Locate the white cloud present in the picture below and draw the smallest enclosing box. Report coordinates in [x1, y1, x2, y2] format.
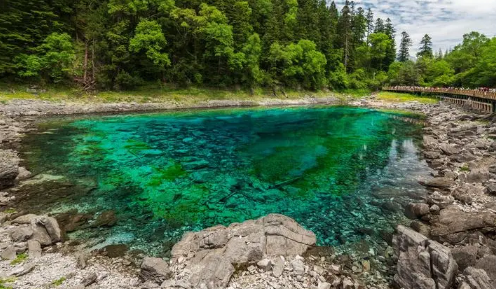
[337, 0, 496, 55]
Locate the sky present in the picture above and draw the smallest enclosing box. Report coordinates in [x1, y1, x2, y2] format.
[336, 0, 496, 55]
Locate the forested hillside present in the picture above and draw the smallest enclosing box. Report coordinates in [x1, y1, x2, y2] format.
[0, 0, 494, 92]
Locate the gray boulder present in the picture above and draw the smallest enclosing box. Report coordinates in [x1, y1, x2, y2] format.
[462, 267, 494, 289]
[423, 135, 438, 149]
[171, 214, 316, 289]
[424, 151, 441, 160]
[10, 263, 36, 277]
[431, 206, 496, 244]
[464, 170, 491, 183]
[422, 178, 454, 190]
[452, 246, 478, 271]
[393, 225, 458, 289]
[474, 255, 496, 283]
[140, 257, 172, 284]
[12, 214, 38, 224]
[406, 203, 430, 219]
[30, 222, 52, 246]
[16, 167, 32, 181]
[35, 216, 62, 243]
[27, 240, 42, 258]
[0, 150, 19, 190]
[440, 143, 461, 155]
[10, 214, 63, 246]
[81, 272, 98, 287]
[10, 227, 34, 242]
[1, 245, 17, 260]
[427, 191, 454, 209]
[485, 183, 496, 195]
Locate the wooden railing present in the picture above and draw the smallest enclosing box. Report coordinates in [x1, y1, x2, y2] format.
[383, 86, 496, 101]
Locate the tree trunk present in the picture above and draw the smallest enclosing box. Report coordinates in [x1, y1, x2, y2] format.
[91, 39, 95, 80]
[344, 35, 349, 72]
[83, 41, 88, 83]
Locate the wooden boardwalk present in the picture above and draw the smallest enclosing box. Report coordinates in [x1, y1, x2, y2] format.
[383, 86, 496, 101]
[382, 86, 496, 113]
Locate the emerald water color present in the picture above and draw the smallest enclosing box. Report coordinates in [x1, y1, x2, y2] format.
[21, 106, 430, 256]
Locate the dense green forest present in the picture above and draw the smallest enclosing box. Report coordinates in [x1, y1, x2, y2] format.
[0, 0, 495, 92]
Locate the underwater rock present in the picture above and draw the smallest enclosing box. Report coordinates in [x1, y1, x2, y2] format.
[90, 210, 117, 228]
[393, 225, 458, 289]
[182, 159, 210, 170]
[98, 244, 128, 258]
[56, 210, 93, 232]
[171, 214, 316, 289]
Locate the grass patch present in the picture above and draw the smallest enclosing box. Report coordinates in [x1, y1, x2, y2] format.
[51, 277, 66, 286]
[375, 108, 424, 117]
[0, 82, 368, 104]
[3, 208, 17, 214]
[10, 253, 27, 265]
[0, 277, 16, 289]
[460, 165, 470, 172]
[340, 89, 372, 98]
[377, 91, 439, 104]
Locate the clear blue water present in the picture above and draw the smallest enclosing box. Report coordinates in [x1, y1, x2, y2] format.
[21, 106, 430, 255]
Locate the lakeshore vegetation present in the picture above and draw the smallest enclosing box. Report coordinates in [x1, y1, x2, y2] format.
[0, 0, 495, 95]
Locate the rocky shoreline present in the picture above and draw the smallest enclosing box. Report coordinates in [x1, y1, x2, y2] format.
[1, 96, 495, 289]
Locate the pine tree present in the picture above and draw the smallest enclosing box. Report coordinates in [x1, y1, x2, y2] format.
[231, 1, 254, 47]
[374, 18, 384, 33]
[417, 34, 433, 58]
[436, 48, 443, 59]
[316, 0, 332, 52]
[365, 8, 374, 45]
[398, 31, 412, 62]
[0, 0, 73, 76]
[295, 0, 320, 44]
[328, 1, 339, 46]
[352, 7, 367, 46]
[262, 0, 284, 46]
[383, 18, 396, 69]
[338, 0, 353, 72]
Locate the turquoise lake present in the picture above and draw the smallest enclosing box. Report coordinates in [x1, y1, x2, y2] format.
[21, 106, 431, 256]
